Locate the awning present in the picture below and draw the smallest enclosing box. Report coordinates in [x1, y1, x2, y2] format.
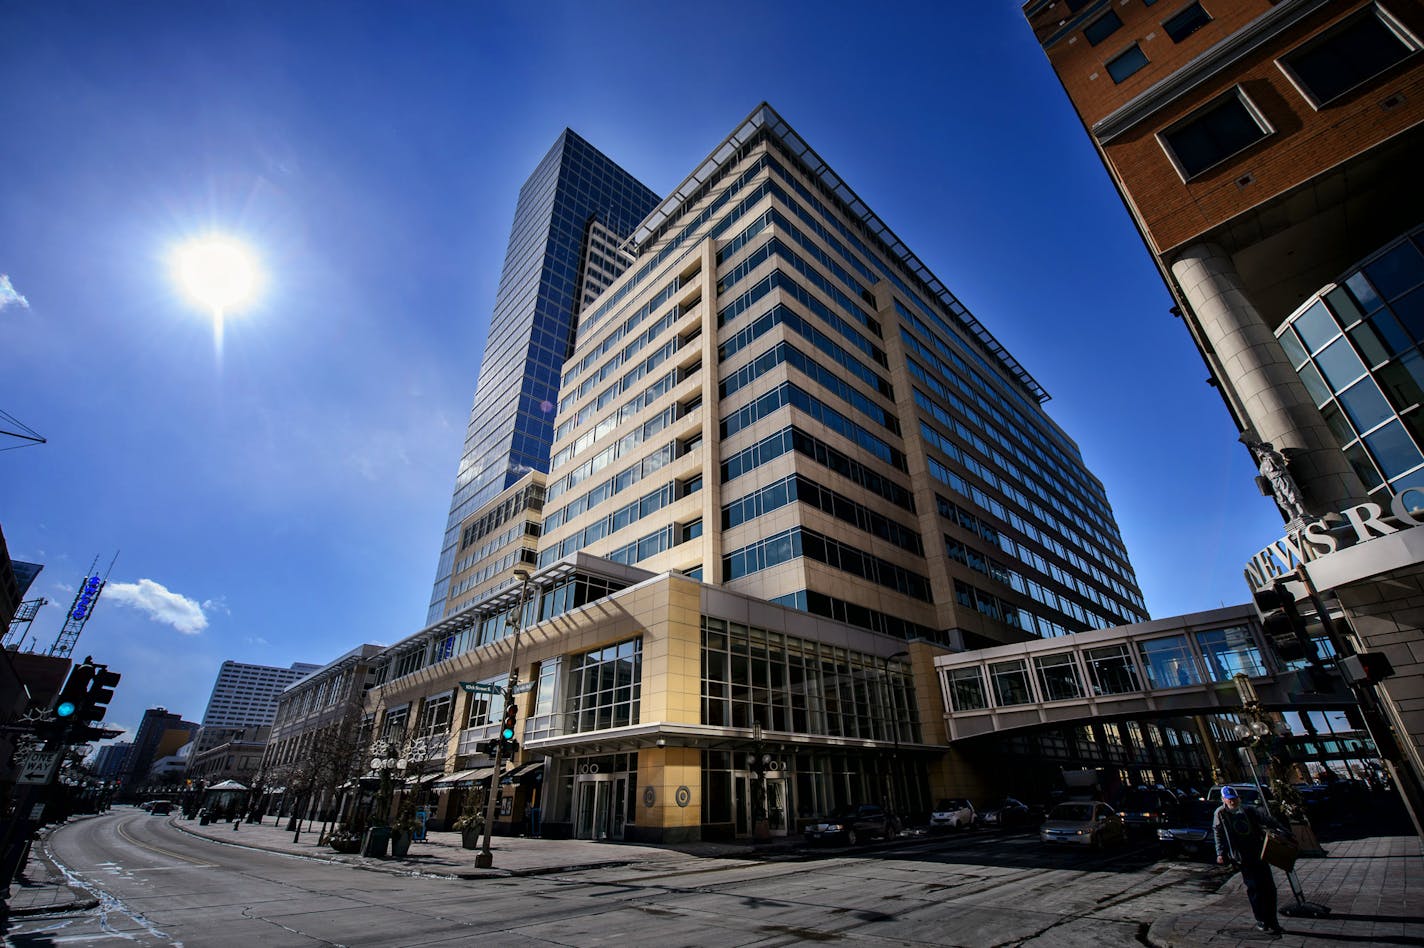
[404, 772, 442, 786]
[207, 780, 249, 791]
[506, 761, 544, 781]
[433, 767, 495, 788]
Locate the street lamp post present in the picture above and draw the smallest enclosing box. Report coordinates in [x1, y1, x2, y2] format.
[882, 650, 910, 826]
[475, 568, 532, 870]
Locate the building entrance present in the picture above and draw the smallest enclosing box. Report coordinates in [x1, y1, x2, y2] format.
[734, 774, 790, 838]
[574, 773, 628, 840]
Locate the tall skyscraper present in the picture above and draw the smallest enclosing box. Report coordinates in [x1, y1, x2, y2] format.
[193, 659, 321, 754]
[362, 104, 1150, 843]
[427, 131, 659, 622]
[1022, 0, 1424, 825]
[538, 103, 1148, 648]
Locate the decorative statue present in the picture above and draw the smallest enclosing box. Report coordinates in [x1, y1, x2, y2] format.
[1246, 440, 1308, 524]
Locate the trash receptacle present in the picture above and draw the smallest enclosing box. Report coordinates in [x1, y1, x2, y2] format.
[361, 826, 391, 858]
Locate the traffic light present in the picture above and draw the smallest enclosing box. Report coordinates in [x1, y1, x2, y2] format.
[500, 701, 519, 743]
[1340, 651, 1395, 684]
[83, 666, 121, 723]
[52, 662, 96, 722]
[1253, 584, 1311, 662]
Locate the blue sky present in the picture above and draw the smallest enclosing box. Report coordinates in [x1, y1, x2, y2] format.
[0, 1, 1285, 740]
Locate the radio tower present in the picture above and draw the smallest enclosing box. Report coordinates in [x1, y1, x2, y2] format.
[47, 553, 118, 658]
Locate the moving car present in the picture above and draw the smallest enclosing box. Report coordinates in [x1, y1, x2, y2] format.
[929, 798, 976, 832]
[1039, 802, 1124, 849]
[804, 804, 895, 846]
[1157, 798, 1217, 859]
[149, 801, 174, 815]
[979, 797, 1033, 830]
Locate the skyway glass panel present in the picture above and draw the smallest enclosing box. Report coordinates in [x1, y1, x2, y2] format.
[1195, 626, 1265, 680]
[1084, 643, 1143, 695]
[990, 660, 1034, 707]
[1137, 635, 1201, 689]
[1033, 653, 1084, 701]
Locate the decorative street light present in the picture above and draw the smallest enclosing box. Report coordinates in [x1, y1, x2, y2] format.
[475, 567, 533, 869]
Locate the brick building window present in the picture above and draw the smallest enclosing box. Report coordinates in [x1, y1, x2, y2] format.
[1162, 2, 1212, 43]
[1158, 87, 1272, 180]
[1107, 44, 1149, 83]
[1084, 10, 1123, 46]
[1278, 4, 1420, 108]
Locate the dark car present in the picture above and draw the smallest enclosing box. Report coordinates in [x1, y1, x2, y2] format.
[804, 804, 895, 846]
[979, 797, 1033, 830]
[149, 801, 174, 815]
[1157, 799, 1216, 859]
[1116, 788, 1178, 833]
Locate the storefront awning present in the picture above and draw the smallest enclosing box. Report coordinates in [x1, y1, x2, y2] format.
[506, 761, 544, 781]
[432, 767, 495, 788]
[404, 772, 443, 786]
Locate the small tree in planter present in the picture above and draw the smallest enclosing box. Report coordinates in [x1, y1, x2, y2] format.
[453, 789, 485, 849]
[390, 799, 418, 858]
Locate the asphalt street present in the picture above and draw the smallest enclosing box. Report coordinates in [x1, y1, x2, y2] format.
[3, 811, 1225, 947]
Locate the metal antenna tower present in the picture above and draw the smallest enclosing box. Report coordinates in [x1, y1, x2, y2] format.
[47, 552, 118, 658]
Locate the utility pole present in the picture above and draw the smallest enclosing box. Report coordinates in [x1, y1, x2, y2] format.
[475, 569, 531, 870]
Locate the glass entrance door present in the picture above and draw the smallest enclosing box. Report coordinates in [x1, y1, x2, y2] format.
[734, 774, 790, 838]
[575, 775, 626, 840]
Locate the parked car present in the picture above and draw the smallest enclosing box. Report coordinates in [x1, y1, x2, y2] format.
[979, 797, 1033, 830]
[1039, 802, 1124, 849]
[929, 798, 976, 832]
[1205, 784, 1266, 807]
[1115, 787, 1178, 832]
[1157, 799, 1216, 859]
[139, 801, 155, 812]
[804, 804, 895, 846]
[149, 801, 174, 815]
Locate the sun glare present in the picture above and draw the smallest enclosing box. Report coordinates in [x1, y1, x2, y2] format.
[170, 235, 263, 315]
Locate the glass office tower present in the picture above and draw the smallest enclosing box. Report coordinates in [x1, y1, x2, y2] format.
[428, 131, 658, 622]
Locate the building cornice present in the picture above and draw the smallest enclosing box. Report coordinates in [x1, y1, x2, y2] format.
[1093, 0, 1333, 143]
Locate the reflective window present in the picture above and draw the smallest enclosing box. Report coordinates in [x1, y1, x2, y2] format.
[948, 666, 988, 712]
[990, 660, 1034, 707]
[1196, 626, 1266, 680]
[1163, 2, 1212, 43]
[1034, 653, 1084, 701]
[1366, 240, 1424, 300]
[1281, 5, 1419, 107]
[1337, 377, 1393, 432]
[1316, 337, 1366, 390]
[1085, 643, 1142, 695]
[1365, 419, 1423, 479]
[1107, 44, 1149, 83]
[1085, 10, 1123, 46]
[1294, 300, 1340, 352]
[1160, 89, 1270, 179]
[1137, 635, 1201, 688]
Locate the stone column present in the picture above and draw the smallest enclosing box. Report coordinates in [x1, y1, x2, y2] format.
[1171, 242, 1364, 516]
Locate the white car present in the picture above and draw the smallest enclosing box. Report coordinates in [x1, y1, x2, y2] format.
[929, 798, 976, 831]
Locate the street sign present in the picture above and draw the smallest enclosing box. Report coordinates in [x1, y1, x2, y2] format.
[459, 681, 503, 695]
[513, 682, 534, 695]
[15, 750, 61, 785]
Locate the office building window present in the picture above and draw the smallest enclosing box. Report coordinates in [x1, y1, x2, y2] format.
[1085, 10, 1123, 46]
[1159, 88, 1272, 180]
[1107, 44, 1149, 83]
[1162, 2, 1212, 43]
[1279, 4, 1419, 107]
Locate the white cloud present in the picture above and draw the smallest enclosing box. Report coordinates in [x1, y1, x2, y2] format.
[104, 579, 209, 635]
[0, 274, 29, 311]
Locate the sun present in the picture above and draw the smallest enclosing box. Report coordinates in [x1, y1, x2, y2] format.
[169, 235, 264, 315]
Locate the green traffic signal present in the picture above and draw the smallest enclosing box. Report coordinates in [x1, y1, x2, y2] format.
[56, 700, 78, 718]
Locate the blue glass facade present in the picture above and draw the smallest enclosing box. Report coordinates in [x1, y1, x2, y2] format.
[1277, 226, 1424, 500]
[428, 130, 658, 621]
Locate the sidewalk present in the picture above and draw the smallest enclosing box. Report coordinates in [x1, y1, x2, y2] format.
[0, 827, 99, 917]
[174, 813, 787, 878]
[1148, 834, 1424, 946]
